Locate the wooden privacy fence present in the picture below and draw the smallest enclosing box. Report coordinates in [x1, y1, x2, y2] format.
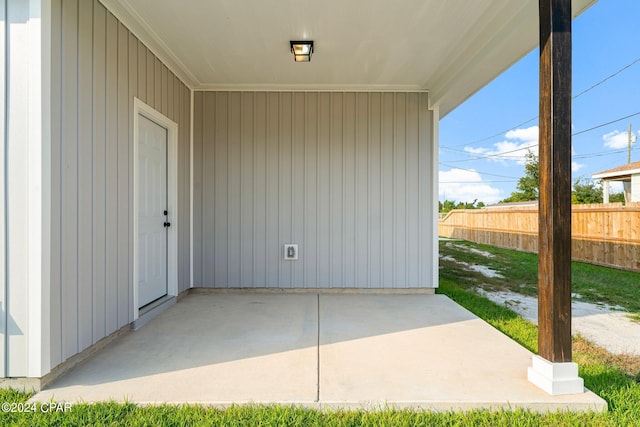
[438, 202, 640, 272]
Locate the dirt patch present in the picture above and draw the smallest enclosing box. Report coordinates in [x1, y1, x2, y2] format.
[464, 247, 495, 258]
[574, 337, 640, 379]
[442, 243, 640, 364]
[439, 253, 503, 279]
[467, 265, 503, 279]
[476, 288, 640, 356]
[444, 242, 495, 259]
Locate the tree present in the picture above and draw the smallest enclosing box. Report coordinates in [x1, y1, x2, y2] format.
[571, 178, 602, 204]
[439, 200, 457, 213]
[609, 192, 626, 204]
[501, 151, 539, 203]
[438, 199, 486, 213]
[570, 178, 627, 205]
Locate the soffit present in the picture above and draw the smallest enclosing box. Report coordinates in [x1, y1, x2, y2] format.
[101, 0, 597, 116]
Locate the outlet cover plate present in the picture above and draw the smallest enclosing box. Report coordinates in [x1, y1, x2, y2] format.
[284, 244, 298, 260]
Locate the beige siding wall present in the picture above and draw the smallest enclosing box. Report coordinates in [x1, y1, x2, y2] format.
[50, 0, 191, 369]
[193, 91, 436, 288]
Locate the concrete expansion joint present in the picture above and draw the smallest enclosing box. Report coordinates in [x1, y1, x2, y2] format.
[24, 294, 606, 412]
[188, 287, 436, 295]
[316, 293, 321, 403]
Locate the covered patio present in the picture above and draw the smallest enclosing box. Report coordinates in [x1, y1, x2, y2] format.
[1, 0, 602, 408]
[31, 292, 606, 412]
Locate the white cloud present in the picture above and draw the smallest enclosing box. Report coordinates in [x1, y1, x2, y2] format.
[464, 126, 538, 165]
[505, 126, 538, 142]
[572, 161, 584, 172]
[602, 130, 629, 149]
[439, 169, 502, 204]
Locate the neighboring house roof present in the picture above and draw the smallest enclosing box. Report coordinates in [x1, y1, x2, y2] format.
[101, 0, 597, 117]
[592, 161, 640, 180]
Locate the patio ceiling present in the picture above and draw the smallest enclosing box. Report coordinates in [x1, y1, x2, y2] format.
[100, 0, 596, 116]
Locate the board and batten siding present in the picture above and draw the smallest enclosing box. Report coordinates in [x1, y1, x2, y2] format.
[193, 91, 436, 288]
[633, 174, 640, 202]
[49, 0, 191, 371]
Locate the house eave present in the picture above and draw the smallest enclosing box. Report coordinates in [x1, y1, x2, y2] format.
[99, 0, 598, 118]
[593, 170, 640, 180]
[194, 84, 429, 93]
[99, 0, 198, 88]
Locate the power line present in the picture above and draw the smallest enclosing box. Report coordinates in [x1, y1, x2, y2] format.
[440, 146, 474, 153]
[446, 116, 538, 148]
[438, 162, 520, 179]
[441, 112, 640, 163]
[442, 143, 538, 163]
[573, 56, 640, 100]
[573, 148, 625, 159]
[443, 55, 640, 148]
[573, 145, 639, 160]
[572, 112, 640, 136]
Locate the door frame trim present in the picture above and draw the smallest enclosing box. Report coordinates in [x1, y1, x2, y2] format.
[132, 98, 178, 320]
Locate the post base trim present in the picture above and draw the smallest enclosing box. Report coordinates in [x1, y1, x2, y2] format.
[528, 355, 584, 395]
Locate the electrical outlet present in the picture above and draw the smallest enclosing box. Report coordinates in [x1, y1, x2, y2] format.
[284, 244, 298, 260]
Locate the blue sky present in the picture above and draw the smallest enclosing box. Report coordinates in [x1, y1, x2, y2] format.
[439, 0, 640, 204]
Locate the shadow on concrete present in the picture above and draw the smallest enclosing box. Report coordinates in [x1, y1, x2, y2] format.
[31, 292, 606, 411]
[43, 293, 468, 386]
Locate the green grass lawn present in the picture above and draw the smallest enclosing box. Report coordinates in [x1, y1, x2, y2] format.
[1, 241, 639, 426]
[439, 239, 640, 314]
[437, 278, 640, 427]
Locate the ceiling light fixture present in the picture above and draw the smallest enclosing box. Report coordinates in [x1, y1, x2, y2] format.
[290, 41, 314, 62]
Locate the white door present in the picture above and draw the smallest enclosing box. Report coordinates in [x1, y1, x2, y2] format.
[137, 114, 169, 307]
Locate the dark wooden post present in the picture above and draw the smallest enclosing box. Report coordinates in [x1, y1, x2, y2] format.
[538, 0, 572, 363]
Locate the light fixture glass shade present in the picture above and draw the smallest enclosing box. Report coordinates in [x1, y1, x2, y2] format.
[290, 41, 313, 62]
[293, 54, 311, 62]
[292, 44, 311, 55]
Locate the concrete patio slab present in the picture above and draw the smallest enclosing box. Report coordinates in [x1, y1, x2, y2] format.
[318, 294, 604, 411]
[32, 292, 606, 412]
[33, 293, 319, 404]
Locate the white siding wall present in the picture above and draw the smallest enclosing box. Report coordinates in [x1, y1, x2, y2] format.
[1, 0, 49, 378]
[193, 91, 437, 289]
[0, 0, 6, 378]
[632, 174, 640, 202]
[48, 0, 191, 372]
